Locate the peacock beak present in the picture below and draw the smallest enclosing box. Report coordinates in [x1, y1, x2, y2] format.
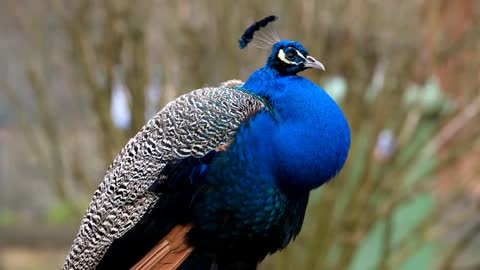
[304, 55, 325, 71]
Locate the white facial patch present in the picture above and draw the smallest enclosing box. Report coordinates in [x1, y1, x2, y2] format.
[278, 49, 306, 65]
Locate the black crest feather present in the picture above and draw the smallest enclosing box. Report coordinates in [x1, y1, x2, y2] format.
[239, 15, 278, 49]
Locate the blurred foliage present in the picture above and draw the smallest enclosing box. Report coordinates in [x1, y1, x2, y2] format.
[1, 0, 480, 269]
[0, 209, 16, 226]
[46, 201, 80, 225]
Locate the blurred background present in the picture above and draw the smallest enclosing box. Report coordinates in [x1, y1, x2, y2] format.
[0, 0, 479, 269]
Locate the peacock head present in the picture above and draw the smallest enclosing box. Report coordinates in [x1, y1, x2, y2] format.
[267, 40, 325, 75]
[239, 15, 325, 75]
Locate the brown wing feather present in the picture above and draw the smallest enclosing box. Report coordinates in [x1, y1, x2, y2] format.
[131, 224, 194, 270]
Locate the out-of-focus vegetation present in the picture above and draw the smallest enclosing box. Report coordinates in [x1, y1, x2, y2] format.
[1, 0, 479, 269]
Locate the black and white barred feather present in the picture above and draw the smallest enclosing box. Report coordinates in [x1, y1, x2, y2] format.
[63, 83, 266, 270]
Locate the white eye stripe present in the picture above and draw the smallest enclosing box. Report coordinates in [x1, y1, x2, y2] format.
[278, 49, 307, 65]
[295, 49, 307, 61]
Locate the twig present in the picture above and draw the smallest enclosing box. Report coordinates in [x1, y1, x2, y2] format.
[378, 201, 394, 270]
[439, 221, 480, 270]
[27, 66, 68, 200]
[0, 80, 46, 166]
[431, 94, 480, 150]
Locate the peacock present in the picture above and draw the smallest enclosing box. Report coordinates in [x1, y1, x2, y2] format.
[63, 15, 351, 270]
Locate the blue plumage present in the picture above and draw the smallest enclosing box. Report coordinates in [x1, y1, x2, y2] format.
[184, 38, 350, 268]
[86, 16, 350, 270]
[243, 41, 350, 193]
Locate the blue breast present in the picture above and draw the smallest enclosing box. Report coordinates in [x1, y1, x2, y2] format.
[188, 66, 351, 260]
[243, 67, 351, 193]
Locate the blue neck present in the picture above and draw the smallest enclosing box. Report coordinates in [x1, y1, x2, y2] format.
[242, 66, 351, 194]
[243, 66, 282, 98]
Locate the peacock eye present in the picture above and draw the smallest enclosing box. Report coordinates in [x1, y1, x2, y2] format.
[285, 50, 296, 61]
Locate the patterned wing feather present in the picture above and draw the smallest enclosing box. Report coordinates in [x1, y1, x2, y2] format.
[63, 84, 265, 270]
